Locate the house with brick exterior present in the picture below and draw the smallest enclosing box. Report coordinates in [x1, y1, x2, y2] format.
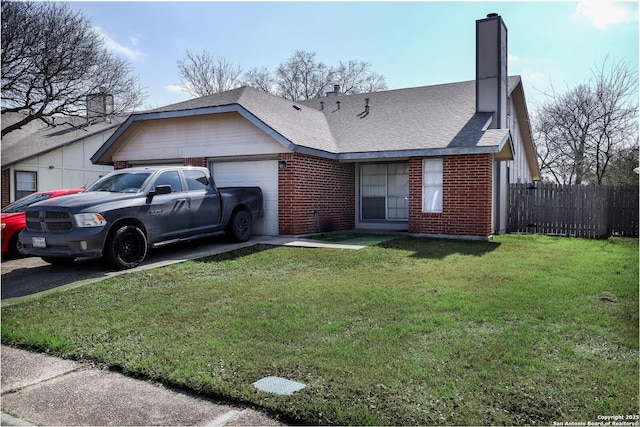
[91, 14, 540, 239]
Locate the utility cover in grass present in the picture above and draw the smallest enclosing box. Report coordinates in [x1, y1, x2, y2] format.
[253, 376, 306, 395]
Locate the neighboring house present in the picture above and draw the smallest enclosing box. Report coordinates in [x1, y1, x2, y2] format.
[91, 14, 540, 239]
[1, 108, 124, 208]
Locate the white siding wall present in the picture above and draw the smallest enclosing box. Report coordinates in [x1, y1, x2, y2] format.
[507, 97, 533, 183]
[212, 160, 279, 236]
[9, 132, 113, 201]
[112, 112, 290, 162]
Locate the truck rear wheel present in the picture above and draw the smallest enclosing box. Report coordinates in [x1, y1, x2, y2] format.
[227, 210, 252, 242]
[105, 225, 147, 269]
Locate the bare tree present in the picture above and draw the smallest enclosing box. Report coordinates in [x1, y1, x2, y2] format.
[333, 60, 387, 94]
[1, 2, 146, 137]
[534, 59, 638, 184]
[275, 50, 334, 101]
[243, 66, 277, 94]
[244, 51, 387, 101]
[178, 50, 243, 97]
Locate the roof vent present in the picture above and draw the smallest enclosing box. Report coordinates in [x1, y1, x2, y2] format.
[292, 104, 301, 111]
[320, 101, 325, 111]
[336, 100, 341, 110]
[364, 98, 370, 114]
[486, 12, 499, 17]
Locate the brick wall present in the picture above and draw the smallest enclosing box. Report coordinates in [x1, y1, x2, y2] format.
[1, 169, 10, 208]
[408, 154, 493, 237]
[278, 153, 355, 235]
[184, 157, 206, 167]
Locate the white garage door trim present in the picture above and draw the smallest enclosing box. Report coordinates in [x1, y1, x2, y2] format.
[210, 159, 278, 236]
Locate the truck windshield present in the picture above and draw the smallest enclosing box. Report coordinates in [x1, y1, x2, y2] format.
[86, 172, 152, 193]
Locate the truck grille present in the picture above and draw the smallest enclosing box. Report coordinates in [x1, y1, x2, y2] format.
[25, 211, 73, 232]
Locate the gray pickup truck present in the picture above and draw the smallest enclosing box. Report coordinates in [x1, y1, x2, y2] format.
[19, 166, 263, 269]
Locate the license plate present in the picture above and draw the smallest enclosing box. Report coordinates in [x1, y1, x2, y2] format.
[32, 237, 46, 248]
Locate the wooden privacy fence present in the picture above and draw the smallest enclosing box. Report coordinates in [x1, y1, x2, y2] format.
[508, 183, 639, 238]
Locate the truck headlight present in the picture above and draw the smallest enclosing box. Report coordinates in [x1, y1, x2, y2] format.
[74, 213, 107, 228]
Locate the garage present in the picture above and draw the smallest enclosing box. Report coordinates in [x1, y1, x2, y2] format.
[210, 159, 278, 236]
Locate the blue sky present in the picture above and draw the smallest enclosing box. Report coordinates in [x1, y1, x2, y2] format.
[70, 1, 639, 113]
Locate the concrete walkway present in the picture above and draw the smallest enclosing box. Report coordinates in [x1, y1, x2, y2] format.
[1, 346, 284, 426]
[1, 235, 370, 426]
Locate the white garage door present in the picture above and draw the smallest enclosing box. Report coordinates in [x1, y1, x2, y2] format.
[211, 160, 278, 236]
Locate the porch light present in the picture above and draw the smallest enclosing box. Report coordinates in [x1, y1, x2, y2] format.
[278, 161, 287, 170]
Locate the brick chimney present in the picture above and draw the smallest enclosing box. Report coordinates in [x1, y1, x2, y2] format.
[476, 13, 508, 129]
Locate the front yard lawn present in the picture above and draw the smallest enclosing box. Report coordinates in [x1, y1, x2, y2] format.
[2, 235, 638, 425]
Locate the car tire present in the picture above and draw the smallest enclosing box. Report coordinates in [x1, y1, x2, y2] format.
[227, 210, 252, 242]
[104, 224, 147, 270]
[41, 256, 75, 265]
[7, 233, 24, 258]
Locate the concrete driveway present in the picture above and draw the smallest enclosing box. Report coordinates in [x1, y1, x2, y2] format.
[1, 234, 367, 301]
[1, 234, 261, 301]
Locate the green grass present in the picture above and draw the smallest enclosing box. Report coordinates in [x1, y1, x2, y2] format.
[2, 235, 638, 425]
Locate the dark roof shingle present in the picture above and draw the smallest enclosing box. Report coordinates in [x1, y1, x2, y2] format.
[2, 116, 126, 167]
[95, 76, 525, 163]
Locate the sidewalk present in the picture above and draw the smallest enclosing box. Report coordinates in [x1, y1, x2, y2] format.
[1, 345, 284, 426]
[0, 235, 372, 425]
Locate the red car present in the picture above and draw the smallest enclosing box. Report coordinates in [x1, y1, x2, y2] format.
[1, 189, 84, 258]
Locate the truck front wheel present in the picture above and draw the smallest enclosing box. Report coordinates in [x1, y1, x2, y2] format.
[227, 210, 252, 242]
[105, 225, 148, 269]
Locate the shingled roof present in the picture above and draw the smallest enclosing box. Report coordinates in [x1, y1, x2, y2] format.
[93, 76, 528, 164]
[2, 114, 126, 168]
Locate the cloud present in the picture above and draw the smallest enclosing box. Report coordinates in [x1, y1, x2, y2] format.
[574, 0, 637, 29]
[164, 84, 189, 94]
[94, 26, 145, 60]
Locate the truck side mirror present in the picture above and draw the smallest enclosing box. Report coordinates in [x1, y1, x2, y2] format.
[146, 184, 172, 202]
[154, 185, 172, 195]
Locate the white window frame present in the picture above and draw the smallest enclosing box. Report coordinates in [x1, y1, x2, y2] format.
[422, 158, 443, 213]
